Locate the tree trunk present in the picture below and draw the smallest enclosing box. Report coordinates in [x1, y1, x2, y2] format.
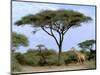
[57, 33, 64, 66]
[57, 44, 62, 66]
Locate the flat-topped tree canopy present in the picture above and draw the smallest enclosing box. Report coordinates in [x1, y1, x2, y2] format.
[15, 10, 92, 30]
[78, 39, 96, 50]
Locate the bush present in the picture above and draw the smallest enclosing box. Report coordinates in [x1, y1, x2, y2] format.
[24, 57, 35, 66]
[12, 53, 21, 72]
[38, 58, 47, 66]
[64, 51, 77, 65]
[88, 52, 96, 60]
[36, 49, 57, 66]
[15, 53, 26, 65]
[46, 60, 58, 66]
[45, 55, 58, 66]
[23, 52, 40, 66]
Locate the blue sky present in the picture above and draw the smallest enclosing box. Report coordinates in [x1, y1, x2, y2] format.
[12, 1, 96, 53]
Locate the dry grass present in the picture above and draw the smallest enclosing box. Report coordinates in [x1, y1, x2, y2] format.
[12, 60, 96, 75]
[17, 61, 95, 72]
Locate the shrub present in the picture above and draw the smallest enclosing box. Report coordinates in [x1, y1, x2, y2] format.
[46, 60, 58, 66]
[38, 58, 47, 66]
[15, 53, 26, 65]
[37, 49, 57, 66]
[24, 57, 35, 66]
[12, 53, 21, 72]
[23, 52, 40, 66]
[88, 51, 96, 60]
[64, 51, 77, 65]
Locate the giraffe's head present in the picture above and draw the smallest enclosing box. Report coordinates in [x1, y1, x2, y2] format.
[70, 47, 77, 53]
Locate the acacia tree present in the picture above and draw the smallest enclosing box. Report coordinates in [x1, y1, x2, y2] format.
[36, 44, 47, 66]
[78, 39, 96, 53]
[12, 32, 29, 51]
[15, 10, 92, 65]
[36, 44, 45, 56]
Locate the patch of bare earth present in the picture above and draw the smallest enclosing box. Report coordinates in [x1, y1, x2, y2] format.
[20, 64, 88, 73]
[12, 61, 95, 74]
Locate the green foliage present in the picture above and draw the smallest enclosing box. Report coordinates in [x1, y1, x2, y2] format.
[78, 40, 96, 61]
[12, 32, 29, 48]
[37, 49, 56, 57]
[19, 49, 57, 66]
[46, 54, 58, 66]
[88, 50, 96, 60]
[15, 10, 92, 28]
[12, 48, 96, 71]
[64, 51, 77, 65]
[27, 49, 39, 55]
[24, 50, 40, 66]
[12, 53, 21, 72]
[37, 49, 57, 66]
[79, 49, 96, 61]
[11, 48, 57, 67]
[38, 58, 47, 66]
[24, 55, 38, 66]
[15, 9, 92, 66]
[78, 39, 96, 50]
[15, 52, 27, 65]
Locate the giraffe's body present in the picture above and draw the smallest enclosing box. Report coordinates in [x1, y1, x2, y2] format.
[70, 47, 85, 64]
[75, 51, 85, 64]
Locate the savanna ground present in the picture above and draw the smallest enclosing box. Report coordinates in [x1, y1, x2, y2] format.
[19, 60, 96, 73]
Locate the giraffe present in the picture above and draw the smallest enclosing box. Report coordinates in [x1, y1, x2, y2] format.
[70, 47, 86, 64]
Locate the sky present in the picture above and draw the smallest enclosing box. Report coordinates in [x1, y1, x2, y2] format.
[12, 1, 96, 53]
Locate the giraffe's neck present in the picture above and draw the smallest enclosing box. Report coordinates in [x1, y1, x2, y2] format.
[74, 50, 80, 56]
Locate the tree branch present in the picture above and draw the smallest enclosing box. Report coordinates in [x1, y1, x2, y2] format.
[41, 25, 59, 46]
[41, 26, 52, 36]
[50, 25, 59, 46]
[63, 26, 70, 34]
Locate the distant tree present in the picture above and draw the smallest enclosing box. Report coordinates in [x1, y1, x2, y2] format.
[78, 39, 96, 52]
[78, 39, 96, 60]
[36, 44, 45, 55]
[15, 9, 92, 65]
[36, 44, 46, 66]
[12, 32, 29, 51]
